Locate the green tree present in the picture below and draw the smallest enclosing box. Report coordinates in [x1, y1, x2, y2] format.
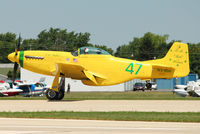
[138, 32, 169, 60]
[0, 32, 16, 42]
[21, 39, 39, 50]
[0, 32, 16, 63]
[188, 43, 200, 75]
[115, 45, 132, 58]
[115, 32, 169, 60]
[37, 27, 91, 51]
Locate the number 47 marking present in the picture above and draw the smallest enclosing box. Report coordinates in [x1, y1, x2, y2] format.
[125, 63, 143, 75]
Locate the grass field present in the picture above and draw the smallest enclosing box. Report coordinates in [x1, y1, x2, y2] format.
[0, 91, 200, 100]
[0, 68, 12, 76]
[0, 111, 199, 122]
[62, 91, 200, 100]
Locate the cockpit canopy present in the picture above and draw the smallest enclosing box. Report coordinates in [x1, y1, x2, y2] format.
[72, 47, 110, 56]
[80, 47, 110, 55]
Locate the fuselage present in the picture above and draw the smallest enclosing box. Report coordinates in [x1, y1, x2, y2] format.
[8, 50, 153, 86]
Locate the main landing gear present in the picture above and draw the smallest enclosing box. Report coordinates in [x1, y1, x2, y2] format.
[46, 76, 65, 100]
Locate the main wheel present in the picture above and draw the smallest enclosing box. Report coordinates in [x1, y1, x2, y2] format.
[46, 89, 58, 100]
[56, 90, 65, 100]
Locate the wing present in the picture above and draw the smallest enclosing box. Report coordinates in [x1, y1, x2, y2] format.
[53, 63, 107, 85]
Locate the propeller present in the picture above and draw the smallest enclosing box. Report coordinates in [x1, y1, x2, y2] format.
[12, 35, 21, 83]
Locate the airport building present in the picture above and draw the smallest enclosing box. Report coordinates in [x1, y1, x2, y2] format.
[156, 74, 198, 90]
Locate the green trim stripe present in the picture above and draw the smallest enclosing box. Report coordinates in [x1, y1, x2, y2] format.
[19, 51, 24, 67]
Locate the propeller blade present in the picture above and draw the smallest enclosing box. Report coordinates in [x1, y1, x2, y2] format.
[12, 62, 19, 83]
[15, 34, 21, 55]
[12, 34, 21, 83]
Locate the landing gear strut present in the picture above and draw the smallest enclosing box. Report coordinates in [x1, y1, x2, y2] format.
[46, 76, 65, 100]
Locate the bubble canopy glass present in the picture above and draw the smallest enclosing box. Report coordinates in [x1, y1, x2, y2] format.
[71, 47, 111, 56]
[80, 47, 110, 55]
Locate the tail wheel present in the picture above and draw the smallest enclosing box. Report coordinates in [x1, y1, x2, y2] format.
[46, 89, 58, 100]
[146, 83, 152, 90]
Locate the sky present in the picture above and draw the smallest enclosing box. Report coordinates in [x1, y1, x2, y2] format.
[0, 0, 200, 50]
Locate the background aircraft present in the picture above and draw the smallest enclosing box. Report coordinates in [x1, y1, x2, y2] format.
[174, 81, 200, 97]
[11, 77, 48, 97]
[0, 81, 22, 97]
[0, 77, 48, 97]
[8, 36, 190, 100]
[16, 83, 46, 97]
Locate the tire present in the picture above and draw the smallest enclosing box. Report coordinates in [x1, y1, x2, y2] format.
[146, 83, 152, 90]
[56, 90, 65, 100]
[46, 89, 58, 100]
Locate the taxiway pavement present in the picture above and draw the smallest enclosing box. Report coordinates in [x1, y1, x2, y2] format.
[0, 118, 199, 134]
[0, 100, 200, 112]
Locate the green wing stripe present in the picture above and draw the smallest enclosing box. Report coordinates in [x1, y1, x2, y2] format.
[19, 51, 24, 67]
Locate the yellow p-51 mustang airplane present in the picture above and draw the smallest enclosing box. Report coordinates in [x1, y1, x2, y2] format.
[8, 37, 189, 100]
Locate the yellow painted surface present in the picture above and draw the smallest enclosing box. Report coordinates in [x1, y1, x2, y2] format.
[8, 42, 190, 91]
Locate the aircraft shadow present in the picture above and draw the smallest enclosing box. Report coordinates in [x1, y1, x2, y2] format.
[47, 100, 83, 102]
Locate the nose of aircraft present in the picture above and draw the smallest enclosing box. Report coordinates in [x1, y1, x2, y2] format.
[8, 52, 18, 63]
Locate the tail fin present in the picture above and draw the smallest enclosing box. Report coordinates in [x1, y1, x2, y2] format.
[163, 42, 189, 77]
[145, 42, 190, 78]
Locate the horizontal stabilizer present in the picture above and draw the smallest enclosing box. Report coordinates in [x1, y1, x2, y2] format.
[151, 65, 175, 79]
